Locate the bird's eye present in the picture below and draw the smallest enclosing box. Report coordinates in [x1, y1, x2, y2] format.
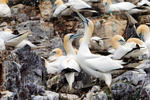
[105, 2, 108, 5]
[70, 35, 74, 39]
[85, 19, 89, 24]
[119, 39, 124, 42]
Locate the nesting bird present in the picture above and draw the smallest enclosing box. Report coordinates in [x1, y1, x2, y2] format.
[52, 0, 93, 17]
[111, 35, 149, 60]
[103, 0, 136, 14]
[48, 48, 63, 62]
[76, 11, 125, 88]
[45, 33, 81, 90]
[0, 0, 11, 17]
[136, 24, 150, 55]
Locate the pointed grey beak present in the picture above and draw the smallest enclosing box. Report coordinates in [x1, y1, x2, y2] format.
[52, 4, 57, 13]
[71, 33, 83, 40]
[101, 37, 109, 40]
[71, 8, 86, 22]
[49, 51, 56, 56]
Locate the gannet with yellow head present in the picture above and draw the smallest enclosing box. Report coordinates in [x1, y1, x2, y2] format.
[0, 0, 11, 17]
[59, 33, 81, 90]
[76, 11, 124, 88]
[48, 48, 63, 62]
[136, 24, 150, 56]
[103, 0, 137, 14]
[52, 0, 92, 17]
[45, 33, 81, 90]
[0, 29, 30, 47]
[111, 35, 149, 60]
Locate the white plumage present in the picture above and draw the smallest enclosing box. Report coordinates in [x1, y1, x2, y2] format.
[137, 0, 150, 7]
[76, 12, 124, 87]
[136, 24, 150, 56]
[0, 39, 5, 51]
[0, 3, 11, 17]
[16, 39, 39, 49]
[53, 0, 92, 17]
[111, 35, 149, 60]
[103, 0, 136, 13]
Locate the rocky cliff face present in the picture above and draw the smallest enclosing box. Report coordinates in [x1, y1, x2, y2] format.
[0, 0, 150, 100]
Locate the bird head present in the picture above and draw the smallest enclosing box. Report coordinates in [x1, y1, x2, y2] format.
[103, 0, 111, 12]
[136, 24, 150, 42]
[103, 0, 111, 5]
[54, 0, 64, 6]
[127, 38, 143, 45]
[49, 48, 63, 57]
[112, 35, 126, 49]
[0, 0, 8, 4]
[64, 33, 83, 54]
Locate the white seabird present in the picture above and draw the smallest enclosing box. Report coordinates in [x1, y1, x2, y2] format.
[111, 35, 149, 60]
[103, 0, 137, 14]
[48, 48, 63, 62]
[59, 33, 81, 90]
[52, 0, 93, 17]
[136, 24, 150, 56]
[76, 11, 124, 88]
[0, 0, 11, 17]
[45, 33, 81, 90]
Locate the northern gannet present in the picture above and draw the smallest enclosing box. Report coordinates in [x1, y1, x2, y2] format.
[59, 33, 81, 90]
[137, 0, 150, 7]
[45, 33, 81, 89]
[48, 48, 63, 62]
[111, 35, 149, 60]
[0, 29, 30, 47]
[103, 0, 136, 14]
[76, 11, 124, 88]
[4, 31, 30, 47]
[136, 24, 150, 55]
[0, 0, 11, 17]
[0, 38, 5, 51]
[52, 0, 92, 17]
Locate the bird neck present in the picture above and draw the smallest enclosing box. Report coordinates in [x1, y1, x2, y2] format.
[143, 32, 150, 42]
[79, 26, 93, 54]
[112, 41, 121, 49]
[64, 40, 76, 55]
[0, 0, 8, 4]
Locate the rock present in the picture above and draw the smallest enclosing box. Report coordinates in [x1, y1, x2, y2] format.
[60, 93, 79, 100]
[11, 4, 39, 22]
[138, 15, 150, 24]
[3, 45, 47, 99]
[112, 70, 147, 100]
[32, 91, 59, 100]
[39, 1, 52, 19]
[93, 18, 127, 49]
[83, 86, 108, 100]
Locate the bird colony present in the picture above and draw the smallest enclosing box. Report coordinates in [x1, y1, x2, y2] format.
[0, 0, 150, 99]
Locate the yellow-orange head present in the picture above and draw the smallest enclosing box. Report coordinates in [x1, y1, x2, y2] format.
[0, 0, 8, 4]
[127, 38, 143, 45]
[111, 35, 126, 49]
[54, 0, 64, 6]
